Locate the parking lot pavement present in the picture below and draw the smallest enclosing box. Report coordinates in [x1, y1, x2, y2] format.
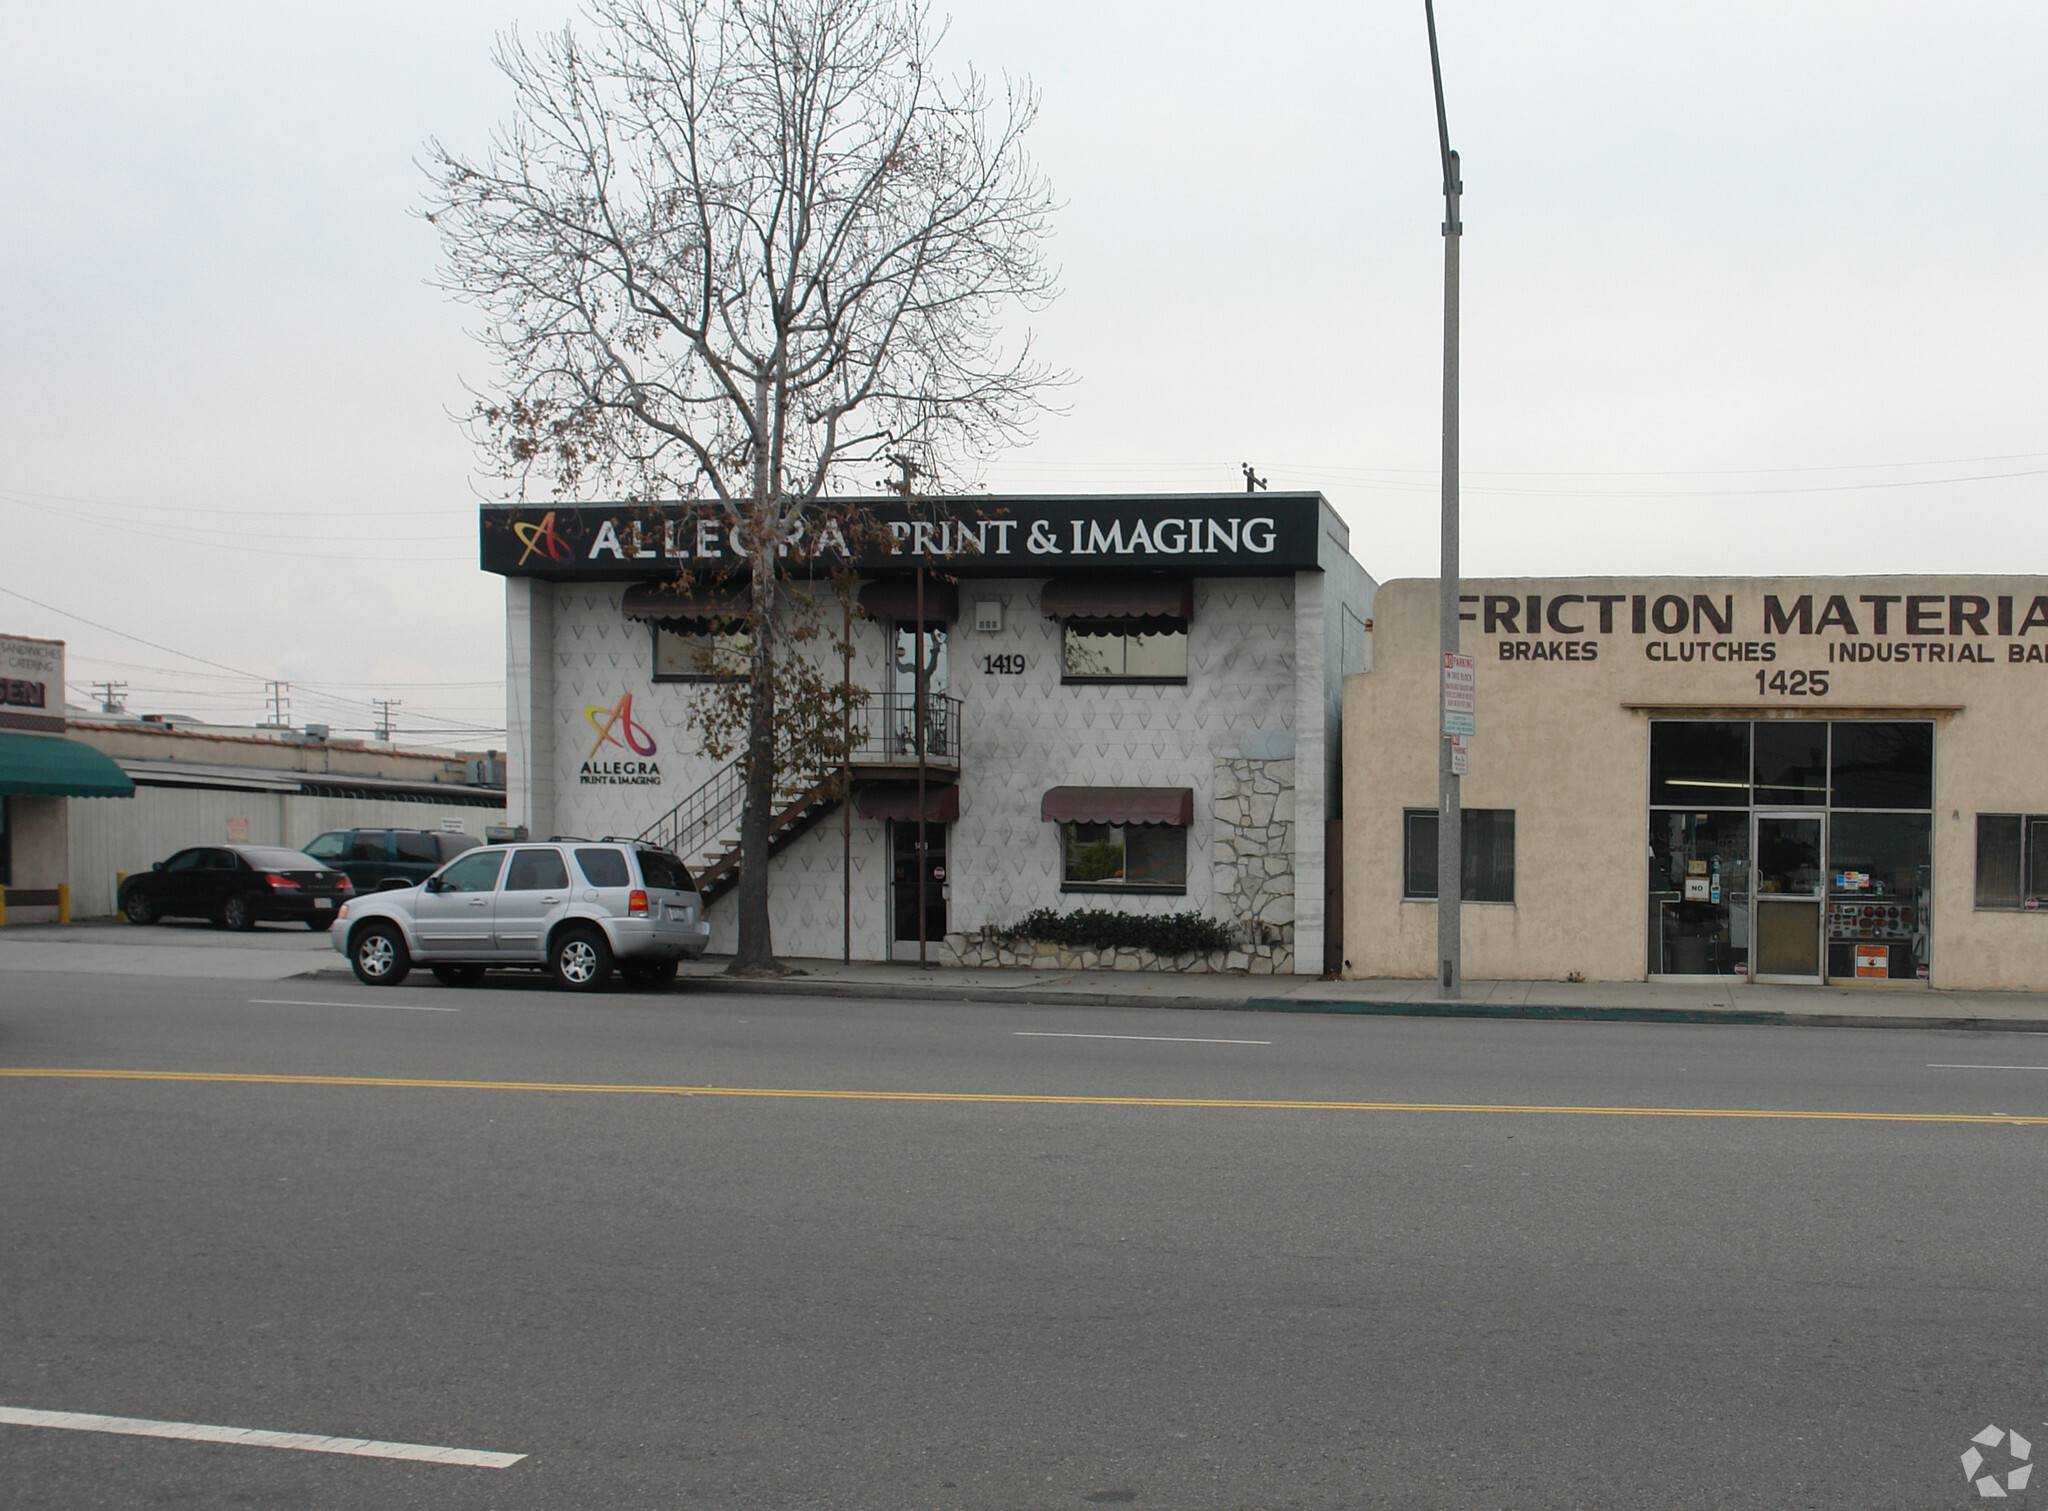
[0, 921, 332, 980]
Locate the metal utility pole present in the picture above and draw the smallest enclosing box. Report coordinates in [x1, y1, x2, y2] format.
[1426, 0, 1463, 998]
[842, 585, 853, 964]
[914, 564, 928, 967]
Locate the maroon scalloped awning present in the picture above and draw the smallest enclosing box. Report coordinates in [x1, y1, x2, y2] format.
[620, 582, 751, 624]
[1039, 578, 1193, 622]
[1039, 786, 1193, 826]
[856, 782, 961, 822]
[857, 577, 959, 624]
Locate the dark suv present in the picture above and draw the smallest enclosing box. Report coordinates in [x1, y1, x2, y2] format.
[302, 829, 481, 893]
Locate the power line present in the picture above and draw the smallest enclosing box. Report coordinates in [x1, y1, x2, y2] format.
[0, 583, 501, 733]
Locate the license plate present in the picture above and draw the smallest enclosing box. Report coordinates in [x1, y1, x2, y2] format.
[315, 898, 333, 909]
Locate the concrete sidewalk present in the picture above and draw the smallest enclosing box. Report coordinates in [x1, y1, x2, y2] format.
[674, 955, 2048, 1031]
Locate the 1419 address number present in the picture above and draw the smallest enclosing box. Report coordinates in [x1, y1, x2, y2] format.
[980, 654, 1026, 675]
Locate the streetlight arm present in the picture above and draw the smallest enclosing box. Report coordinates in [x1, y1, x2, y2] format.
[1424, 0, 1456, 195]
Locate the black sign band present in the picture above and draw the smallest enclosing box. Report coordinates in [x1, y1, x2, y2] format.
[480, 496, 1327, 580]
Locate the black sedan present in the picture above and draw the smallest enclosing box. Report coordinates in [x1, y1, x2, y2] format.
[119, 845, 355, 931]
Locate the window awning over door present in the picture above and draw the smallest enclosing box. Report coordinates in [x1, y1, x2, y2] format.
[1039, 786, 1193, 826]
[1039, 578, 1193, 623]
[0, 733, 136, 798]
[856, 782, 961, 822]
[620, 583, 751, 625]
[858, 577, 959, 624]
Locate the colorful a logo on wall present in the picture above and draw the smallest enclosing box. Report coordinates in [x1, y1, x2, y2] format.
[579, 693, 662, 786]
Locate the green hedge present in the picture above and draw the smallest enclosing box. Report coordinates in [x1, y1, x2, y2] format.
[988, 907, 1234, 957]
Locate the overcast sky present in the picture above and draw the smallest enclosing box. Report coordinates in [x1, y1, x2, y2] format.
[3, 1, 2044, 745]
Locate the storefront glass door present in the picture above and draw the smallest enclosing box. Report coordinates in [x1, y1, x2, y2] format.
[1753, 813, 1824, 982]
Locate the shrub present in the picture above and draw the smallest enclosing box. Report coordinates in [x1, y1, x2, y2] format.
[988, 907, 1234, 957]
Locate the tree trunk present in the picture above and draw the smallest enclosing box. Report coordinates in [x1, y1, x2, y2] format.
[728, 500, 780, 975]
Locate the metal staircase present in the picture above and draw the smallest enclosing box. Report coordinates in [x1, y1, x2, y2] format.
[635, 692, 962, 907]
[637, 760, 840, 905]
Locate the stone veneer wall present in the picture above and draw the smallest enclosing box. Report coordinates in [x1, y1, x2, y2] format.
[1211, 756, 1295, 973]
[937, 936, 1234, 973]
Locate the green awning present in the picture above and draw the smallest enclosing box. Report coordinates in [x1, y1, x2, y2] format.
[0, 732, 135, 798]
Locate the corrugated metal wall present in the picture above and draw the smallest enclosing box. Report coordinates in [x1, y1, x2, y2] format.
[66, 786, 506, 919]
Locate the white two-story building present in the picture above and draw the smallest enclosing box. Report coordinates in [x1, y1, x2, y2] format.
[490, 494, 1373, 973]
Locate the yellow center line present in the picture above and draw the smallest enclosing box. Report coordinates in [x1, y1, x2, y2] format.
[1, 1067, 2042, 1124]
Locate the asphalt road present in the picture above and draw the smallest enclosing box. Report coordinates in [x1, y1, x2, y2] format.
[4, 969, 2047, 1509]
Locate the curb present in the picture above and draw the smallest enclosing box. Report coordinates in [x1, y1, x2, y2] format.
[309, 965, 1241, 1011]
[309, 965, 2048, 1030]
[1243, 996, 2048, 1033]
[675, 975, 1244, 1011]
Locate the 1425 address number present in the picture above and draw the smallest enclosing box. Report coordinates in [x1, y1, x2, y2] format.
[1754, 669, 1829, 697]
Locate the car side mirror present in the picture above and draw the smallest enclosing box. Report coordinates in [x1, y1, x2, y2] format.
[152, 861, 164, 872]
[424, 876, 445, 894]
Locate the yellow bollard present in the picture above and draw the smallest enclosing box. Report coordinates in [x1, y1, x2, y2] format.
[0, 887, 8, 928]
[58, 883, 70, 924]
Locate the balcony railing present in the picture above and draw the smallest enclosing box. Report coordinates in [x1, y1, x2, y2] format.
[850, 692, 962, 769]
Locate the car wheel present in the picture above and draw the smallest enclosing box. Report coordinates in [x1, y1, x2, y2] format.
[431, 964, 487, 987]
[550, 927, 614, 992]
[223, 894, 256, 932]
[306, 917, 334, 931]
[121, 889, 157, 925]
[350, 923, 411, 987]
[621, 958, 680, 991]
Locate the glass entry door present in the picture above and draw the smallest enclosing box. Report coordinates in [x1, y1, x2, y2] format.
[890, 621, 947, 759]
[1753, 813, 1824, 982]
[890, 820, 947, 961]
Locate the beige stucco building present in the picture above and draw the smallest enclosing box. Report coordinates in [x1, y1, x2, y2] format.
[1343, 576, 2048, 991]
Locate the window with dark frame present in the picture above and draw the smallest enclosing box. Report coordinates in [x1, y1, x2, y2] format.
[652, 622, 752, 682]
[1974, 814, 2048, 911]
[1059, 620, 1188, 682]
[1647, 719, 1936, 981]
[1402, 808, 1516, 903]
[1059, 822, 1188, 892]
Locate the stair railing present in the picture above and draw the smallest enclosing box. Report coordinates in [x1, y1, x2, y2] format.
[638, 758, 745, 859]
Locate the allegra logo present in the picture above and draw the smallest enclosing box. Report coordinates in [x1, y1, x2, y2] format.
[512, 510, 575, 566]
[585, 693, 657, 759]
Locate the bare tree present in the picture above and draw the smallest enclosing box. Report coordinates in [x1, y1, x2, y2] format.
[425, 0, 1061, 973]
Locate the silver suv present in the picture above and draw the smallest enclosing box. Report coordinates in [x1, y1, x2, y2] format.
[332, 840, 710, 991]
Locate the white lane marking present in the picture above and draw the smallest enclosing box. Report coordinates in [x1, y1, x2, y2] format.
[0, 1406, 524, 1468]
[1927, 1063, 2048, 1071]
[1012, 1031, 1269, 1045]
[248, 999, 460, 1013]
